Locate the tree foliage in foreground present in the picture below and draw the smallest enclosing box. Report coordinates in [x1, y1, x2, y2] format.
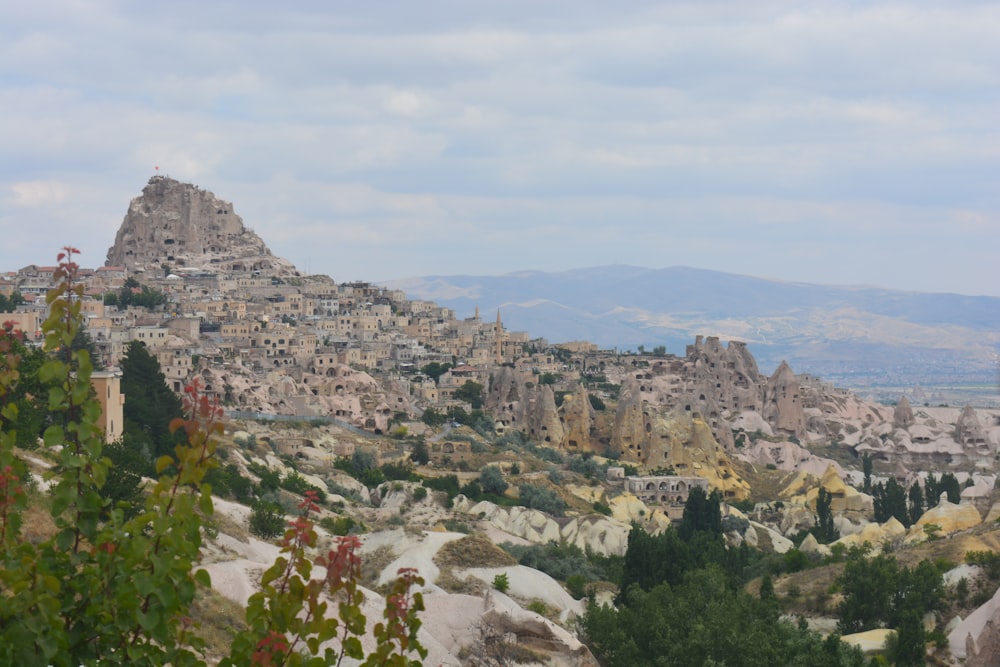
[836, 544, 944, 635]
[584, 566, 865, 667]
[0, 249, 427, 666]
[583, 486, 865, 666]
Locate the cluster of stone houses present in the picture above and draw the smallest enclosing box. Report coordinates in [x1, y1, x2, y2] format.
[1, 262, 545, 417]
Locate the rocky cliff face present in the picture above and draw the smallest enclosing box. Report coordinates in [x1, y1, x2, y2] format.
[560, 384, 594, 454]
[762, 361, 808, 438]
[893, 396, 915, 429]
[106, 176, 297, 276]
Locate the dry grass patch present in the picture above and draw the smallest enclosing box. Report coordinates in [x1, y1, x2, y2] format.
[434, 533, 518, 570]
[189, 587, 248, 662]
[435, 568, 484, 595]
[361, 545, 397, 589]
[20, 492, 58, 544]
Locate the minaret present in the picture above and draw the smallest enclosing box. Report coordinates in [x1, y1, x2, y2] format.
[495, 309, 503, 365]
[474, 305, 480, 321]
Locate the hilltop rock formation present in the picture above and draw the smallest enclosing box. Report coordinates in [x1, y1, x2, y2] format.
[957, 406, 992, 453]
[529, 386, 565, 446]
[762, 361, 807, 438]
[560, 384, 595, 453]
[107, 176, 298, 276]
[893, 396, 915, 429]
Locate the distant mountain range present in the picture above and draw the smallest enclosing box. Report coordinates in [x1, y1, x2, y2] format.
[384, 266, 1000, 393]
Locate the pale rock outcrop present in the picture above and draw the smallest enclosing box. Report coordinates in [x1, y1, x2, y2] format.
[798, 533, 832, 558]
[834, 515, 865, 537]
[832, 517, 906, 552]
[729, 410, 773, 437]
[957, 406, 993, 456]
[470, 501, 562, 545]
[453, 497, 640, 557]
[608, 495, 672, 532]
[560, 384, 594, 453]
[777, 470, 816, 500]
[366, 529, 466, 588]
[530, 385, 565, 446]
[762, 361, 807, 438]
[904, 500, 982, 545]
[779, 505, 817, 537]
[560, 515, 635, 557]
[486, 366, 527, 428]
[740, 439, 842, 479]
[458, 566, 584, 623]
[565, 484, 605, 505]
[962, 475, 996, 501]
[842, 629, 896, 655]
[643, 415, 751, 501]
[750, 521, 793, 554]
[893, 396, 915, 429]
[802, 465, 871, 514]
[984, 502, 1000, 524]
[949, 583, 1000, 665]
[107, 176, 297, 276]
[611, 379, 649, 462]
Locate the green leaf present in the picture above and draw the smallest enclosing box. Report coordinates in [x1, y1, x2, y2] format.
[343, 636, 364, 660]
[156, 455, 174, 474]
[42, 424, 65, 448]
[194, 568, 211, 588]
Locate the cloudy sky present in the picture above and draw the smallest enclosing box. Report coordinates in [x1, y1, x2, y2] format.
[2, 1, 998, 295]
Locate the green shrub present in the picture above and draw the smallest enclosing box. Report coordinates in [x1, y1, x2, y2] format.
[318, 515, 364, 536]
[442, 519, 471, 534]
[424, 474, 461, 499]
[493, 573, 510, 593]
[281, 471, 328, 503]
[518, 484, 566, 516]
[480, 465, 508, 495]
[249, 501, 286, 539]
[527, 600, 548, 615]
[567, 574, 588, 599]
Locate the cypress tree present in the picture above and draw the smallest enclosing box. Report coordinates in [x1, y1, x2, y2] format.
[120, 340, 184, 458]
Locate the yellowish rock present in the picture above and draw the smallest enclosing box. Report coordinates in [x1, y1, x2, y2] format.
[565, 484, 605, 505]
[905, 501, 982, 545]
[833, 517, 906, 552]
[841, 629, 895, 654]
[802, 464, 870, 513]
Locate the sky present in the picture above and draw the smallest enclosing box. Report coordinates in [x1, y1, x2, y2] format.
[2, 1, 998, 295]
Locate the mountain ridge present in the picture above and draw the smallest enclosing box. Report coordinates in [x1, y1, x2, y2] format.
[384, 265, 1000, 394]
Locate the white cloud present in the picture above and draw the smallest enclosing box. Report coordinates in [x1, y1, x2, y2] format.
[0, 1, 997, 294]
[9, 180, 71, 207]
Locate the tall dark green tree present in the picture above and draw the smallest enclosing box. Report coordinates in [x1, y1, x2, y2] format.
[837, 546, 944, 635]
[886, 609, 926, 667]
[585, 566, 866, 667]
[120, 340, 184, 458]
[924, 473, 939, 508]
[813, 487, 839, 544]
[410, 438, 430, 465]
[57, 326, 104, 370]
[908, 482, 925, 526]
[419, 362, 451, 383]
[873, 478, 909, 526]
[938, 472, 961, 505]
[0, 327, 49, 447]
[862, 453, 873, 494]
[453, 381, 485, 409]
[679, 486, 722, 541]
[0, 292, 25, 312]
